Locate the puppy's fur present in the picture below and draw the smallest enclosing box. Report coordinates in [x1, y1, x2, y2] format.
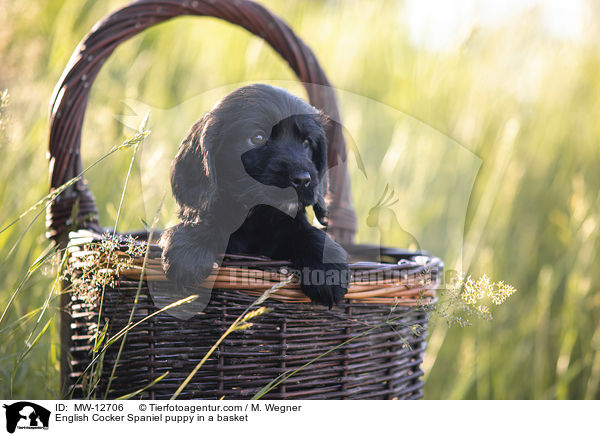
[160, 84, 349, 307]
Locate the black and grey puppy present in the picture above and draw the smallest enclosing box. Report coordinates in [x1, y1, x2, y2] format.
[160, 84, 349, 307]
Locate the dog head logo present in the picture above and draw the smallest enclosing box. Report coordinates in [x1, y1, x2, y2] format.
[2, 402, 50, 433]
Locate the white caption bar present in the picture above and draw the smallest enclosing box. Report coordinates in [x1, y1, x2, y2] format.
[0, 400, 598, 436]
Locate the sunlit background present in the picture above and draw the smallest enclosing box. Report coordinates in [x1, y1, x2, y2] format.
[1, 0, 599, 399]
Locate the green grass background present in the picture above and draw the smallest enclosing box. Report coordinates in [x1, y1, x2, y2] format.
[1, 0, 599, 399]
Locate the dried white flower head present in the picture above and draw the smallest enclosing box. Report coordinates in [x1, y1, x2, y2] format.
[63, 234, 148, 304]
[490, 281, 517, 305]
[434, 271, 517, 327]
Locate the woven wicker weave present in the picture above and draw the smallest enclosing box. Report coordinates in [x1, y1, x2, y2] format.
[48, 0, 442, 400]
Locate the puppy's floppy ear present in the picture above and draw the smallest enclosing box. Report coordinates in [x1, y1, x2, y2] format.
[171, 113, 221, 221]
[312, 112, 329, 227]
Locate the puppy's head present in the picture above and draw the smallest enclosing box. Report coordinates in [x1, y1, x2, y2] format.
[171, 84, 329, 224]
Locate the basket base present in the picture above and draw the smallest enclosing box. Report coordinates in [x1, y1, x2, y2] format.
[67, 283, 429, 400]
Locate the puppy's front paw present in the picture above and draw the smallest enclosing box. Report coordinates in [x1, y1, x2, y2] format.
[162, 247, 216, 289]
[160, 224, 218, 289]
[298, 262, 350, 308]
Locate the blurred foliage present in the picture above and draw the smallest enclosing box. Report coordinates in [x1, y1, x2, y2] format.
[1, 0, 599, 399]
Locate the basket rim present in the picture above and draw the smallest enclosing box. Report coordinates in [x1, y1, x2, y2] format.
[67, 229, 442, 306]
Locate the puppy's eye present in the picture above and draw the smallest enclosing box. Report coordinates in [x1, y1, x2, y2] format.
[250, 131, 267, 146]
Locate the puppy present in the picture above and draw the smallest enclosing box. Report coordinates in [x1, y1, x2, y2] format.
[160, 84, 349, 307]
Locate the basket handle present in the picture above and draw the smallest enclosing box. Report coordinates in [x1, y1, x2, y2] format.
[47, 0, 357, 243]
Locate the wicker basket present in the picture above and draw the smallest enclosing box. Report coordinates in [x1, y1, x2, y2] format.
[48, 0, 443, 400]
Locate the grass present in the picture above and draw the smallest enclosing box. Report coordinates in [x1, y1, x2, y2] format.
[1, 0, 599, 399]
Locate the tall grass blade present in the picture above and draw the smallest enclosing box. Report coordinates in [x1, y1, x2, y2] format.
[115, 371, 170, 400]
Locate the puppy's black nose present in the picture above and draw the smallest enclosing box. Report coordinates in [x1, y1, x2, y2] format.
[291, 172, 311, 189]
